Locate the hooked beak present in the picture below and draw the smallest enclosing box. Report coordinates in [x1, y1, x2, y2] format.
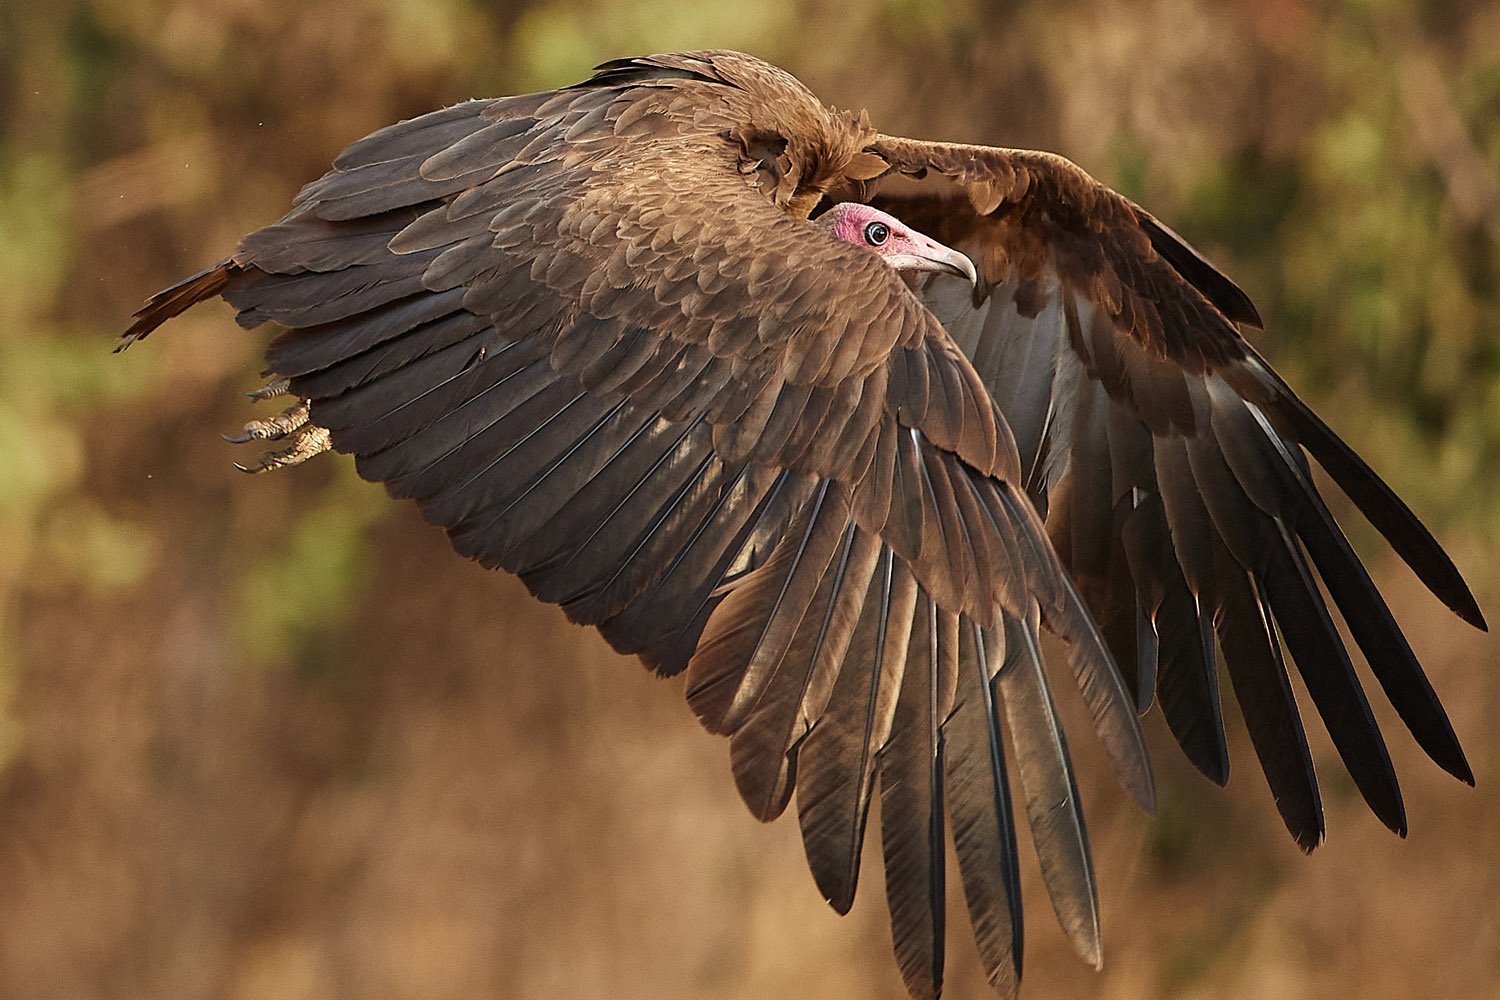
[886, 233, 978, 286]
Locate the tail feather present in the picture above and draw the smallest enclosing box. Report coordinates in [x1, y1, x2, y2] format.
[117, 260, 239, 350]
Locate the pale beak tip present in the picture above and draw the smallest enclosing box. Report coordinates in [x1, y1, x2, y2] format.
[955, 252, 978, 287]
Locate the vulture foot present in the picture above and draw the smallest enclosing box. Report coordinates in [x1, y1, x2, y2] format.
[233, 422, 331, 474]
[223, 398, 311, 444]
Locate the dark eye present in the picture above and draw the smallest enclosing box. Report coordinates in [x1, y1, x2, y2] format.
[863, 220, 890, 246]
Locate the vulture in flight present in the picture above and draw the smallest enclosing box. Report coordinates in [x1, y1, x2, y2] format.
[120, 50, 1483, 999]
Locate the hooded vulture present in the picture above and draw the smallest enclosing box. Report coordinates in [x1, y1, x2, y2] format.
[120, 50, 1484, 999]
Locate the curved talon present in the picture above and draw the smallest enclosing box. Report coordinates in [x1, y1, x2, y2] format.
[234, 424, 332, 474]
[227, 399, 311, 443]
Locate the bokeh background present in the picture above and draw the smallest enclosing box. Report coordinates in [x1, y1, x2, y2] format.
[2, 0, 1498, 997]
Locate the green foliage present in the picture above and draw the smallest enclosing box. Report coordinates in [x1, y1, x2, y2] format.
[0, 153, 72, 328]
[511, 0, 794, 89]
[234, 461, 388, 671]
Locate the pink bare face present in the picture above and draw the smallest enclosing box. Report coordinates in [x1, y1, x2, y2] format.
[818, 203, 977, 284]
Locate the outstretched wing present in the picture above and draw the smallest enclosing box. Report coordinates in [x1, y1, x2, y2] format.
[122, 52, 1154, 1000]
[858, 133, 1482, 858]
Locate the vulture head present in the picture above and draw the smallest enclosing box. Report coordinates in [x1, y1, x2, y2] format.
[818, 202, 977, 285]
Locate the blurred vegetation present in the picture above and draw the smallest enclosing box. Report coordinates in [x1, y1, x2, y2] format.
[0, 1, 1497, 998]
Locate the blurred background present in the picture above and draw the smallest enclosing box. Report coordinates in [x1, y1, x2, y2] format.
[2, 0, 1498, 997]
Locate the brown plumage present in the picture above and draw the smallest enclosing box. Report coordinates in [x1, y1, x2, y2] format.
[119, 50, 1484, 1000]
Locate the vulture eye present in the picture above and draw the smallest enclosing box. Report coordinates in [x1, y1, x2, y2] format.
[863, 220, 890, 246]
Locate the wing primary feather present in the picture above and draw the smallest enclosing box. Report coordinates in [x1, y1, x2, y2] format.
[945, 619, 1022, 996]
[690, 480, 834, 741]
[991, 485, 1154, 810]
[1256, 372, 1485, 630]
[995, 609, 1102, 969]
[1176, 398, 1410, 827]
[726, 516, 868, 796]
[1263, 519, 1407, 835]
[1050, 377, 1141, 702]
[797, 526, 885, 732]
[1131, 598, 1158, 712]
[1210, 537, 1323, 849]
[1240, 405, 1473, 784]
[1053, 566, 1156, 812]
[717, 480, 844, 736]
[1179, 399, 1407, 827]
[888, 426, 927, 561]
[796, 546, 911, 915]
[915, 440, 976, 613]
[1151, 434, 1230, 785]
[878, 594, 947, 1000]
[1295, 486, 1473, 784]
[723, 498, 885, 821]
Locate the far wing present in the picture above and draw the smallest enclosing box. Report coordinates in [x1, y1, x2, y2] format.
[862, 133, 1482, 853]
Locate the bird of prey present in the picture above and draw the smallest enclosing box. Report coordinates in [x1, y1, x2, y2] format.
[119, 50, 1483, 1000]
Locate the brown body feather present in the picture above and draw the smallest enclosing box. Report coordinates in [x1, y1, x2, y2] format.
[121, 50, 1482, 1000]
